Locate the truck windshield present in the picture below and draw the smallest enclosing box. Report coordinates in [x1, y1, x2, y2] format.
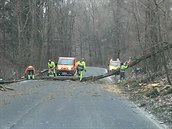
[58, 59, 74, 65]
[110, 61, 120, 66]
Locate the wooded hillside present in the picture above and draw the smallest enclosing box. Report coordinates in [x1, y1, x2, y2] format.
[0, 0, 172, 79]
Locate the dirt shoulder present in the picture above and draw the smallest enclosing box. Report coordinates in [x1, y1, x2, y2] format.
[101, 80, 172, 129]
[115, 79, 172, 128]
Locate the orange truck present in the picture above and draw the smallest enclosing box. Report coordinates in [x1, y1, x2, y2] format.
[56, 57, 77, 76]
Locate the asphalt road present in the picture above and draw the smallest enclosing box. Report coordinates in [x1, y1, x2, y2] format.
[0, 67, 167, 129]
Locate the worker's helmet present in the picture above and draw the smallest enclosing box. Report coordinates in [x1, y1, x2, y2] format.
[28, 66, 33, 68]
[48, 59, 51, 62]
[81, 58, 85, 61]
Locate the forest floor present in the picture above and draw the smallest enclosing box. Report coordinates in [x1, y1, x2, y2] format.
[112, 73, 172, 129]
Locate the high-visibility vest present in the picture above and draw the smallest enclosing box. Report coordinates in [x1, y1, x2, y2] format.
[48, 61, 55, 68]
[77, 61, 86, 70]
[120, 65, 128, 72]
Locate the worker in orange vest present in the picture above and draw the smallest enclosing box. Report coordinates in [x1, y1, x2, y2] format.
[24, 65, 36, 79]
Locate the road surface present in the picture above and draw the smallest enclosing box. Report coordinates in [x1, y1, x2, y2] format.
[0, 67, 167, 129]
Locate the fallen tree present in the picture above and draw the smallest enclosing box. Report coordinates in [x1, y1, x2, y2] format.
[82, 42, 172, 82]
[0, 69, 48, 85]
[35, 69, 48, 77]
[0, 80, 20, 84]
[40, 76, 79, 81]
[1, 42, 172, 83]
[38, 42, 172, 82]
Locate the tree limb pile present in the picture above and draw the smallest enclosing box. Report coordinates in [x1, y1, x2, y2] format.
[0, 85, 14, 91]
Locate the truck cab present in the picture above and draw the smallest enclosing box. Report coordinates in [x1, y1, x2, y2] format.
[56, 57, 77, 76]
[108, 58, 121, 75]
